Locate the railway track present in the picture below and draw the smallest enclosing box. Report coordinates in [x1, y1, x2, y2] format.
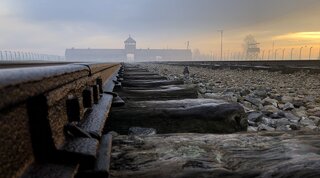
[1, 61, 320, 178]
[152, 60, 320, 73]
[0, 62, 248, 177]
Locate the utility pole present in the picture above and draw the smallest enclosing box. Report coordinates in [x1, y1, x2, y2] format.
[282, 49, 285, 60]
[186, 41, 190, 50]
[217, 30, 223, 60]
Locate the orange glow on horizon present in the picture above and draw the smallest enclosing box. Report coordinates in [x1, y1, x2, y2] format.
[275, 32, 320, 40]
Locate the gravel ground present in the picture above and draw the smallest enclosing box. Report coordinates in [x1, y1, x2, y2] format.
[139, 63, 320, 132]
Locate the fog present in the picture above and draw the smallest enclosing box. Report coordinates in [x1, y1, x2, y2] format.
[0, 0, 320, 61]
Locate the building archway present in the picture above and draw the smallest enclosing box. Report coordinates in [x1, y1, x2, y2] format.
[126, 53, 135, 62]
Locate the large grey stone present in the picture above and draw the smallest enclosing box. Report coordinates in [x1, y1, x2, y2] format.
[262, 105, 279, 115]
[299, 118, 316, 127]
[274, 118, 291, 126]
[247, 112, 263, 122]
[257, 124, 275, 131]
[285, 112, 301, 122]
[244, 96, 262, 107]
[283, 102, 295, 111]
[262, 97, 278, 107]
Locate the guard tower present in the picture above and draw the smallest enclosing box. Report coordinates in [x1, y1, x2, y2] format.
[124, 36, 136, 62]
[246, 43, 260, 60]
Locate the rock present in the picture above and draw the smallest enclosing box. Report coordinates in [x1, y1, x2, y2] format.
[306, 104, 318, 110]
[198, 87, 207, 94]
[198, 83, 205, 88]
[278, 103, 285, 110]
[247, 112, 263, 122]
[293, 107, 307, 118]
[299, 118, 315, 127]
[274, 118, 290, 126]
[262, 105, 279, 115]
[270, 111, 286, 119]
[276, 125, 292, 131]
[247, 126, 258, 132]
[253, 89, 268, 98]
[211, 88, 225, 93]
[284, 112, 301, 123]
[283, 102, 295, 111]
[244, 96, 262, 107]
[309, 116, 320, 126]
[292, 100, 304, 108]
[304, 95, 316, 103]
[290, 124, 300, 130]
[287, 88, 296, 93]
[260, 117, 276, 127]
[307, 107, 320, 116]
[258, 124, 275, 131]
[240, 89, 251, 96]
[281, 96, 293, 103]
[314, 111, 320, 117]
[224, 88, 241, 93]
[248, 120, 258, 127]
[204, 93, 221, 99]
[242, 101, 253, 109]
[270, 94, 282, 102]
[220, 92, 238, 103]
[129, 127, 157, 136]
[304, 125, 319, 131]
[262, 97, 278, 107]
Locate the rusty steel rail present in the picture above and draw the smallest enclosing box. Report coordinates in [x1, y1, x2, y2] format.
[149, 60, 320, 73]
[0, 61, 74, 69]
[152, 60, 320, 68]
[0, 62, 122, 178]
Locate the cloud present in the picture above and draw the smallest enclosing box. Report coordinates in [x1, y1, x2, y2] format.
[8, 0, 320, 31]
[1, 0, 320, 55]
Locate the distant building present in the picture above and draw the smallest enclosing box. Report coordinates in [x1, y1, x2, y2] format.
[65, 36, 192, 62]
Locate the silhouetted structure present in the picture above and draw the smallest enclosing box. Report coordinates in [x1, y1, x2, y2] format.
[65, 36, 192, 62]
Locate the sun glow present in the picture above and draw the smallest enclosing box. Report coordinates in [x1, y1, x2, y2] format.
[275, 32, 320, 40]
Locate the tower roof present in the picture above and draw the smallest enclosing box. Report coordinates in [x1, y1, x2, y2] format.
[124, 36, 136, 43]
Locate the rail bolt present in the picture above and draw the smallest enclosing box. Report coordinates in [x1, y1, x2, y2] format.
[92, 84, 100, 104]
[96, 78, 103, 94]
[82, 87, 94, 108]
[66, 96, 81, 122]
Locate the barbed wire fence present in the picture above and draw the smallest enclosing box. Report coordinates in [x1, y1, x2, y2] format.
[0, 50, 65, 61]
[195, 46, 320, 61]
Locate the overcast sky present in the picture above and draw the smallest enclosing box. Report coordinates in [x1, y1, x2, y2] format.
[0, 0, 320, 55]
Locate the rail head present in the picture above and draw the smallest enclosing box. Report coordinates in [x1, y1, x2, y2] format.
[0, 63, 120, 110]
[0, 62, 121, 178]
